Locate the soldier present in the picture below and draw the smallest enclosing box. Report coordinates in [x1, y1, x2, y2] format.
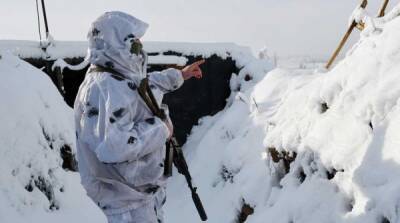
[74, 11, 204, 223]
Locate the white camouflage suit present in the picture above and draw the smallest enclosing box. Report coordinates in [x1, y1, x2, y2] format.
[74, 11, 184, 223]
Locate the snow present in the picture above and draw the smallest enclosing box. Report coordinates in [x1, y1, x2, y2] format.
[0, 40, 88, 60]
[142, 42, 255, 67]
[165, 8, 400, 223]
[52, 56, 90, 72]
[148, 55, 188, 66]
[276, 55, 327, 70]
[51, 54, 189, 73]
[2, 5, 400, 223]
[0, 52, 106, 223]
[0, 40, 254, 68]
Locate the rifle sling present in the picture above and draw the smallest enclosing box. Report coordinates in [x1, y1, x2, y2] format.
[138, 78, 166, 120]
[87, 65, 126, 80]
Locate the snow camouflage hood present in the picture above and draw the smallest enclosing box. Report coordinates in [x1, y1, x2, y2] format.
[87, 11, 149, 80]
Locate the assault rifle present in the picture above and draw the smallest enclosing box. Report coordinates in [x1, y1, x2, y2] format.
[138, 78, 208, 222]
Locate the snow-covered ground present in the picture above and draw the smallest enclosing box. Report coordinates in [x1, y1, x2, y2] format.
[2, 5, 400, 223]
[0, 53, 106, 222]
[165, 8, 400, 223]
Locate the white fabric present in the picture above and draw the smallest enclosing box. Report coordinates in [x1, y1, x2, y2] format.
[74, 11, 184, 218]
[107, 188, 166, 223]
[87, 11, 149, 80]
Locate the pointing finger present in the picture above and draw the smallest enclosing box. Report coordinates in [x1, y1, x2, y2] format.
[195, 72, 202, 79]
[193, 59, 205, 66]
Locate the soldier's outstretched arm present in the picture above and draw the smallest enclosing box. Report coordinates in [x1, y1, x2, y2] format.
[148, 59, 205, 93]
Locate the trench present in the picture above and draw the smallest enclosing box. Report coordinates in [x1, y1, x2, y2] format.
[23, 51, 240, 145]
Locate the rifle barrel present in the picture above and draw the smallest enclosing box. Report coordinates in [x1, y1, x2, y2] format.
[192, 190, 208, 221]
[173, 145, 207, 221]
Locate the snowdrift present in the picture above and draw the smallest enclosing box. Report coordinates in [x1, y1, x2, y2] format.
[0, 53, 106, 222]
[165, 9, 400, 223]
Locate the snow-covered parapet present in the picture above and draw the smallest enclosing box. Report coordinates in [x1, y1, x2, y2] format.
[0, 40, 254, 67]
[0, 40, 88, 60]
[0, 53, 105, 222]
[148, 55, 188, 66]
[143, 42, 255, 68]
[165, 6, 400, 223]
[51, 54, 189, 73]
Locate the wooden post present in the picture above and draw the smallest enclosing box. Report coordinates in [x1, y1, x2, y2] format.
[41, 0, 50, 39]
[378, 0, 389, 17]
[325, 0, 368, 69]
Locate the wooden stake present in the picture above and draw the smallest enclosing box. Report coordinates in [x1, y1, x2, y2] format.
[325, 0, 368, 69]
[378, 0, 389, 17]
[41, 0, 50, 39]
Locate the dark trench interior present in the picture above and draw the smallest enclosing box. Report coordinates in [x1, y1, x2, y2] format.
[24, 52, 240, 145]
